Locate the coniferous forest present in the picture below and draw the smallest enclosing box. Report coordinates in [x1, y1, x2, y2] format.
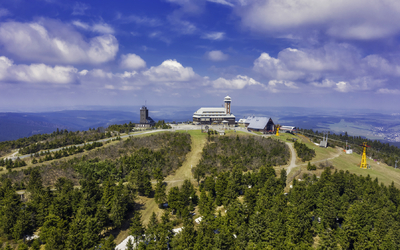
[0, 129, 113, 157]
[193, 135, 289, 182]
[1, 131, 400, 249]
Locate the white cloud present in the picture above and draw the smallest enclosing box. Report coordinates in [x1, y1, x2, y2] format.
[148, 31, 171, 44]
[213, 75, 263, 89]
[311, 79, 336, 88]
[207, 50, 229, 61]
[120, 54, 146, 70]
[253, 44, 398, 92]
[72, 2, 90, 16]
[363, 55, 400, 76]
[170, 19, 197, 34]
[254, 44, 362, 82]
[0, 56, 77, 84]
[267, 80, 298, 93]
[253, 52, 305, 81]
[207, 0, 234, 7]
[78, 68, 141, 91]
[166, 0, 205, 14]
[202, 32, 225, 40]
[0, 8, 10, 18]
[165, 0, 200, 35]
[120, 15, 162, 27]
[335, 81, 351, 93]
[0, 20, 118, 64]
[377, 88, 400, 94]
[143, 59, 198, 82]
[311, 77, 385, 93]
[236, 0, 400, 40]
[72, 21, 115, 34]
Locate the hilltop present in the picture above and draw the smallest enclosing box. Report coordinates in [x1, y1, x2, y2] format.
[1, 125, 400, 249]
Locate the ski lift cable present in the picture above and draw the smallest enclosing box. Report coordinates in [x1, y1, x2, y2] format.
[297, 131, 370, 147]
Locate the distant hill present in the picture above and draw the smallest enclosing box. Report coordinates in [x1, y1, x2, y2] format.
[0, 110, 138, 142]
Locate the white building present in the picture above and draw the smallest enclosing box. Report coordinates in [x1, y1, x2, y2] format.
[193, 96, 236, 125]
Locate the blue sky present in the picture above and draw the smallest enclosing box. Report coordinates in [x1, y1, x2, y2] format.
[0, 0, 400, 112]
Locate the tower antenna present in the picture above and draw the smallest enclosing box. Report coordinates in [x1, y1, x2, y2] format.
[360, 142, 370, 169]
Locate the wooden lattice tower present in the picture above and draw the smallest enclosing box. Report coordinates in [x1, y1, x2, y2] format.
[360, 142, 370, 169]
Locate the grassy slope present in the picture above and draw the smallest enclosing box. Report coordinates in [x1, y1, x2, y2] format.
[114, 130, 207, 244]
[279, 132, 400, 189]
[331, 151, 400, 188]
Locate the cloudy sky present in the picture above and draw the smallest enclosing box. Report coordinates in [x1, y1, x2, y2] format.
[0, 0, 400, 112]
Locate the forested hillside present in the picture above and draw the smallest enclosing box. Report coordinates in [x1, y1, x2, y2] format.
[130, 167, 400, 249]
[0, 129, 112, 157]
[2, 130, 400, 249]
[1, 132, 191, 187]
[0, 132, 191, 249]
[193, 134, 289, 182]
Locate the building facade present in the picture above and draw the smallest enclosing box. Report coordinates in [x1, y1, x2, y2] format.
[137, 105, 155, 128]
[246, 116, 275, 133]
[193, 96, 236, 125]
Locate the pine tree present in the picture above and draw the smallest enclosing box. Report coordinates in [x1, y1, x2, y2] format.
[194, 220, 214, 250]
[168, 187, 182, 215]
[26, 168, 44, 196]
[154, 180, 167, 207]
[31, 239, 41, 250]
[144, 170, 153, 197]
[3, 243, 12, 250]
[102, 235, 116, 250]
[101, 176, 115, 211]
[126, 238, 134, 250]
[130, 211, 144, 244]
[40, 214, 68, 250]
[65, 208, 87, 250]
[155, 211, 173, 250]
[280, 168, 287, 188]
[12, 206, 33, 240]
[0, 183, 21, 238]
[153, 167, 164, 182]
[244, 186, 257, 214]
[110, 187, 127, 228]
[198, 189, 208, 216]
[83, 217, 100, 249]
[95, 203, 109, 232]
[213, 226, 234, 250]
[215, 173, 227, 206]
[224, 178, 238, 206]
[174, 218, 196, 250]
[17, 243, 28, 250]
[146, 212, 159, 247]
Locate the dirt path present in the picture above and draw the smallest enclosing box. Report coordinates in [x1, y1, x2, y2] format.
[285, 142, 297, 175]
[4, 150, 19, 160]
[164, 131, 206, 187]
[139, 132, 207, 226]
[297, 147, 343, 167]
